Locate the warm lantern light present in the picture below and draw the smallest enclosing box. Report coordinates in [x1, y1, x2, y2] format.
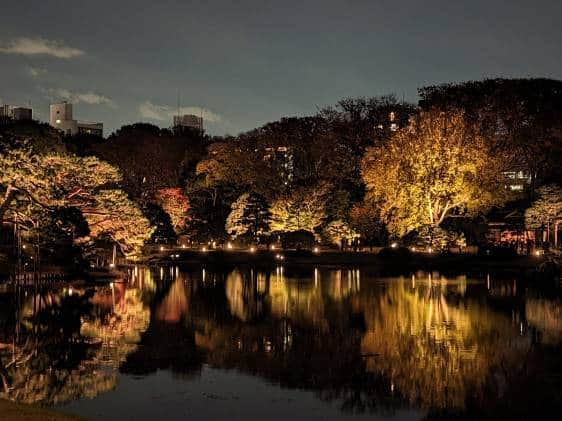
[427, 247, 433, 253]
[227, 242, 233, 249]
[160, 246, 164, 252]
[411, 246, 417, 252]
[181, 244, 186, 249]
[313, 247, 319, 253]
[270, 244, 276, 250]
[250, 246, 256, 253]
[391, 242, 398, 249]
[202, 246, 207, 252]
[535, 250, 541, 256]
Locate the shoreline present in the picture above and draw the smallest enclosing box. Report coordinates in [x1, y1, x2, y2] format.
[0, 399, 80, 421]
[144, 249, 553, 278]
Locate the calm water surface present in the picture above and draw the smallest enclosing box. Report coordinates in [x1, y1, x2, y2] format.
[1, 265, 562, 420]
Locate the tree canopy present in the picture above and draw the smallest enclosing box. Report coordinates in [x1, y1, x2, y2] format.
[362, 110, 507, 236]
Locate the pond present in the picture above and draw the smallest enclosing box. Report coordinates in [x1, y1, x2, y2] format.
[1, 265, 561, 420]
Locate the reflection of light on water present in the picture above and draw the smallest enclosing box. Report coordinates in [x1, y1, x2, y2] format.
[314, 268, 319, 287]
[359, 275, 529, 409]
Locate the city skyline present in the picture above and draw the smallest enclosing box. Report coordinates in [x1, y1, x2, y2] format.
[1, 0, 562, 136]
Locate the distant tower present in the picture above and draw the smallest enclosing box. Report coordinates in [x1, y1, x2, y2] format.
[49, 102, 103, 136]
[49, 102, 73, 125]
[173, 114, 204, 134]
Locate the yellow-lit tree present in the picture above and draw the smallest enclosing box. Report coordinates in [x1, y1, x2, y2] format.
[362, 110, 507, 236]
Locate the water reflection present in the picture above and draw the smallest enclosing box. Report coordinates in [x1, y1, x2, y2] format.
[0, 266, 561, 418]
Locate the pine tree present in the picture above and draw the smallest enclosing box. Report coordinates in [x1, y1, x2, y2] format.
[225, 192, 271, 241]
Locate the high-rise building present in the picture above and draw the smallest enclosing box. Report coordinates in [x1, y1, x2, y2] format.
[262, 146, 294, 187]
[49, 102, 103, 136]
[173, 114, 203, 134]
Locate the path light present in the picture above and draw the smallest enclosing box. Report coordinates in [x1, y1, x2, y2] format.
[68, 286, 73, 296]
[181, 244, 186, 249]
[427, 247, 433, 253]
[250, 246, 256, 253]
[227, 242, 233, 249]
[411, 246, 416, 252]
[160, 246, 165, 252]
[535, 250, 542, 257]
[391, 242, 398, 249]
[202, 246, 207, 252]
[313, 247, 319, 254]
[270, 244, 276, 250]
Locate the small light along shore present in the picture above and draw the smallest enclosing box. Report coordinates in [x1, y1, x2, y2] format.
[0, 399, 80, 421]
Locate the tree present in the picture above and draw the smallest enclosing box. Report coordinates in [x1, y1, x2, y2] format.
[92, 124, 196, 201]
[322, 220, 358, 248]
[225, 192, 271, 241]
[270, 184, 329, 234]
[0, 149, 153, 258]
[362, 110, 507, 236]
[155, 187, 190, 235]
[525, 184, 562, 245]
[419, 78, 562, 194]
[349, 200, 387, 246]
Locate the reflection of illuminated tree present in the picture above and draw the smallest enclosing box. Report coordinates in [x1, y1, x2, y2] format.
[226, 270, 266, 321]
[195, 268, 402, 412]
[358, 277, 529, 409]
[0, 292, 117, 405]
[526, 296, 562, 344]
[155, 276, 189, 323]
[0, 285, 149, 405]
[81, 287, 150, 367]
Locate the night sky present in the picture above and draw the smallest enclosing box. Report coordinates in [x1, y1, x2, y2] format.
[1, 0, 561, 135]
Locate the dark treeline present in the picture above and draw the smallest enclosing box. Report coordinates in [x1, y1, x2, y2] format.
[1, 77, 562, 268]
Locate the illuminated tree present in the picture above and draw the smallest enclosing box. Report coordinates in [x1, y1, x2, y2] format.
[419, 78, 562, 194]
[362, 110, 507, 236]
[0, 150, 120, 223]
[225, 192, 271, 241]
[349, 199, 387, 246]
[322, 220, 358, 248]
[79, 189, 154, 257]
[0, 149, 153, 257]
[155, 187, 190, 235]
[270, 184, 329, 234]
[525, 184, 562, 243]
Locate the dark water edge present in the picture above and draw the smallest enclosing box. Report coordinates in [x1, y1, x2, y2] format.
[1, 264, 562, 420]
